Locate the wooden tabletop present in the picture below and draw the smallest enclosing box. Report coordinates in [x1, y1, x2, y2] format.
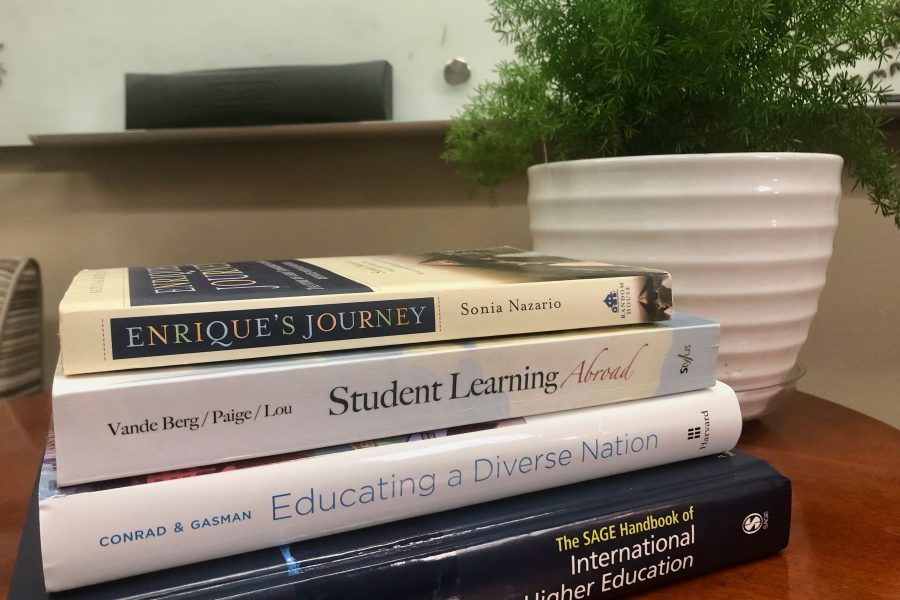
[1, 391, 898, 598]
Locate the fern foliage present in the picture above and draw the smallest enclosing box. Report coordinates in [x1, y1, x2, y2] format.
[444, 0, 900, 226]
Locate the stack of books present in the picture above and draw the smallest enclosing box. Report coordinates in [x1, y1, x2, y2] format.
[11, 248, 791, 598]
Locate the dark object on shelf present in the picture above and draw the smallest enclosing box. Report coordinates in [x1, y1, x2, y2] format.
[125, 61, 392, 130]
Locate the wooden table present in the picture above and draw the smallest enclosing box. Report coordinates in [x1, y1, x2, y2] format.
[1, 391, 898, 598]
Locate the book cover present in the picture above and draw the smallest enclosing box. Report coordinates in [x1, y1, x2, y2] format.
[16, 451, 788, 599]
[38, 382, 741, 591]
[58, 247, 672, 374]
[52, 314, 717, 486]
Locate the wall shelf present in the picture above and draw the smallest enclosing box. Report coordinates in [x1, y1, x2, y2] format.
[28, 120, 450, 147]
[30, 102, 900, 148]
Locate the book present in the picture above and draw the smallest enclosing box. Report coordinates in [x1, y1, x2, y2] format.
[38, 382, 740, 591]
[16, 450, 788, 598]
[52, 313, 717, 486]
[58, 247, 672, 374]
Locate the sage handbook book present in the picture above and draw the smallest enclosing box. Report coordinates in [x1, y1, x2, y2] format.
[52, 314, 716, 485]
[16, 451, 790, 599]
[57, 247, 672, 374]
[38, 382, 741, 591]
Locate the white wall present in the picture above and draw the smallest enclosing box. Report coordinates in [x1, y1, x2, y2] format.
[0, 1, 513, 145]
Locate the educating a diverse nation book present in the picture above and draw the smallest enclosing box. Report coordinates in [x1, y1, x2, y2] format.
[52, 314, 718, 485]
[14, 451, 791, 599]
[38, 382, 742, 591]
[57, 247, 673, 374]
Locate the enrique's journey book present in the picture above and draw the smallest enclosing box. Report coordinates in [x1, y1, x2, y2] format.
[58, 247, 672, 374]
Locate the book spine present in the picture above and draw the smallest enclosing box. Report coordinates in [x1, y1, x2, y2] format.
[53, 318, 718, 485]
[271, 462, 791, 599]
[39, 383, 742, 591]
[60, 273, 669, 374]
[452, 466, 790, 599]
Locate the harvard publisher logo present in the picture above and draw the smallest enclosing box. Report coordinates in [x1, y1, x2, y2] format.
[603, 291, 619, 313]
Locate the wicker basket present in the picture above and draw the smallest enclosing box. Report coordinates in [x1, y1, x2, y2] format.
[0, 258, 43, 400]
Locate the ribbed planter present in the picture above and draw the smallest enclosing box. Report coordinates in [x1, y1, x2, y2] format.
[528, 153, 842, 419]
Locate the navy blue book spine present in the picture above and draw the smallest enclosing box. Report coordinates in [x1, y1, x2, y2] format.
[11, 451, 790, 599]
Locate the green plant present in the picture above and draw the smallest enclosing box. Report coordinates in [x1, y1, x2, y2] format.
[444, 0, 900, 226]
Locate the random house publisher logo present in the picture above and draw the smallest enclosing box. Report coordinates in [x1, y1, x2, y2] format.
[603, 291, 619, 313]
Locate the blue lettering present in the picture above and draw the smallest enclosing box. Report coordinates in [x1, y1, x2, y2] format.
[474, 457, 493, 482]
[190, 511, 252, 529]
[340, 487, 357, 508]
[272, 493, 292, 520]
[98, 526, 166, 548]
[295, 489, 315, 516]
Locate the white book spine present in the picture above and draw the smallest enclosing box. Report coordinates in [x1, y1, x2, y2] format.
[40, 382, 742, 591]
[52, 315, 718, 485]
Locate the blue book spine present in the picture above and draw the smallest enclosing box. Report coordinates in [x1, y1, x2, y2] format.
[15, 451, 790, 598]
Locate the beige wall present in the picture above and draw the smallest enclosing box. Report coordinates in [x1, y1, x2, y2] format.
[798, 177, 900, 428]
[0, 133, 897, 427]
[0, 134, 531, 384]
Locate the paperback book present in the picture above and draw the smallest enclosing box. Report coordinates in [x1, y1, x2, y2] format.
[58, 247, 672, 374]
[38, 382, 741, 591]
[16, 451, 789, 598]
[52, 314, 717, 485]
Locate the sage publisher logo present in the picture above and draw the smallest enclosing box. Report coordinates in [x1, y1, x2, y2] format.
[742, 512, 768, 534]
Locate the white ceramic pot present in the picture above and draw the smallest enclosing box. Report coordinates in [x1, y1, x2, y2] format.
[527, 153, 842, 419]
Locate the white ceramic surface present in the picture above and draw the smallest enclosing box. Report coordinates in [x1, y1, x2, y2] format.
[527, 153, 842, 419]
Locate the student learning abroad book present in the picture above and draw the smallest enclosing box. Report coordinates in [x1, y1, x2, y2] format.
[57, 247, 673, 374]
[38, 382, 741, 591]
[16, 451, 788, 599]
[52, 314, 717, 485]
